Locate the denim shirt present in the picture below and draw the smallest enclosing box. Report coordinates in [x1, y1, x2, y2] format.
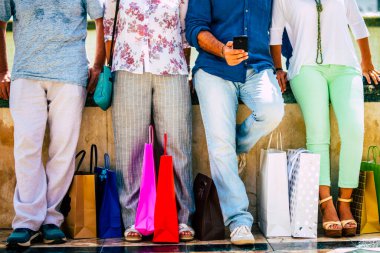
[186, 0, 274, 83]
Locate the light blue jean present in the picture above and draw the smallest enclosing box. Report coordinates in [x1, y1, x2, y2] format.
[194, 68, 284, 231]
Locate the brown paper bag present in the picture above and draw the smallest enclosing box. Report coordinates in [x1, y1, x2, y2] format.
[352, 171, 380, 234]
[61, 147, 98, 238]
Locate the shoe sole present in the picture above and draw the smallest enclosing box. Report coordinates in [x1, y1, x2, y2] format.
[124, 237, 142, 243]
[43, 237, 67, 244]
[6, 232, 41, 248]
[324, 229, 342, 238]
[342, 228, 357, 237]
[231, 239, 255, 245]
[180, 236, 194, 242]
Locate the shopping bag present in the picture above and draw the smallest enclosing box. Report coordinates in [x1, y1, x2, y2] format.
[95, 153, 123, 239]
[135, 126, 157, 236]
[352, 170, 380, 234]
[153, 133, 179, 243]
[193, 173, 225, 241]
[258, 133, 291, 237]
[360, 146, 380, 216]
[287, 149, 320, 238]
[61, 145, 98, 239]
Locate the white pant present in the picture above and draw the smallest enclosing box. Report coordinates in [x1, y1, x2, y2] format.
[10, 79, 86, 231]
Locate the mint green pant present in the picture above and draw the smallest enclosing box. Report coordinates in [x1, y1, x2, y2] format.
[290, 65, 364, 188]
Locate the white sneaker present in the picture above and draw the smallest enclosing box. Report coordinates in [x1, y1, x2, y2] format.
[230, 226, 255, 245]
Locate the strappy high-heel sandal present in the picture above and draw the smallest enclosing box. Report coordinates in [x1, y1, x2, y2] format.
[320, 196, 342, 238]
[337, 198, 357, 237]
[124, 225, 143, 242]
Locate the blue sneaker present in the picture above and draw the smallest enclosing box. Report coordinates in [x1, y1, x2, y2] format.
[6, 228, 40, 247]
[40, 224, 67, 244]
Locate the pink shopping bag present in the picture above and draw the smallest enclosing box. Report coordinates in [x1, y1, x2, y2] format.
[135, 126, 157, 236]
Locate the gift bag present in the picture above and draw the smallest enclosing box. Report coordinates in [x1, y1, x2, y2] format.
[360, 146, 380, 216]
[61, 145, 98, 239]
[135, 126, 157, 236]
[287, 149, 320, 238]
[95, 153, 123, 239]
[193, 173, 225, 241]
[352, 171, 380, 234]
[258, 133, 291, 237]
[153, 133, 179, 243]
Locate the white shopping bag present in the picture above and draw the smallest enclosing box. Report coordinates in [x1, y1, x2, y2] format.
[287, 149, 320, 238]
[258, 133, 291, 237]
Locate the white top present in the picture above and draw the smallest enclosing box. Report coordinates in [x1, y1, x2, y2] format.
[270, 0, 369, 80]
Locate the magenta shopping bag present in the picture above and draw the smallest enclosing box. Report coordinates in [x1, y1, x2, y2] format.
[135, 126, 157, 236]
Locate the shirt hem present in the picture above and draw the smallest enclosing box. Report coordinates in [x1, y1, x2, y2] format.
[111, 68, 189, 76]
[11, 74, 87, 87]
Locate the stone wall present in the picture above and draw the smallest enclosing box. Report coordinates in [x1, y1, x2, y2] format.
[1, 103, 380, 228]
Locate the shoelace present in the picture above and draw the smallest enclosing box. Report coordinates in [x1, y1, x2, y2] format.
[230, 226, 250, 238]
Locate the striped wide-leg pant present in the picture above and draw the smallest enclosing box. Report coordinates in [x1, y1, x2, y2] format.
[112, 71, 195, 229]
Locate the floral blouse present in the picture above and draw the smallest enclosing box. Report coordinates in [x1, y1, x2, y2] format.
[104, 0, 189, 75]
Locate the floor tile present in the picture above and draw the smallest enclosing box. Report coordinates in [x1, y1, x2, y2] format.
[186, 243, 272, 252]
[269, 241, 356, 251]
[103, 238, 186, 247]
[0, 247, 102, 253]
[101, 245, 187, 253]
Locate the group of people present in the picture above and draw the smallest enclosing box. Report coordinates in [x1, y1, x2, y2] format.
[1, 0, 379, 248]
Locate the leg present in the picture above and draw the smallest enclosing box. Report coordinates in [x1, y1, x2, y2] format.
[329, 67, 364, 231]
[237, 69, 284, 154]
[151, 74, 195, 227]
[44, 82, 87, 226]
[10, 79, 48, 231]
[290, 66, 340, 229]
[194, 69, 253, 232]
[112, 71, 152, 229]
[329, 67, 364, 189]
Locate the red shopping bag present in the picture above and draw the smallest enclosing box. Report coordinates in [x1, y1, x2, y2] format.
[153, 133, 179, 243]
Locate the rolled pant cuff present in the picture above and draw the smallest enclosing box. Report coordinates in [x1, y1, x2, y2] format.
[338, 183, 359, 189]
[229, 222, 253, 233]
[13, 223, 41, 232]
[319, 182, 331, 187]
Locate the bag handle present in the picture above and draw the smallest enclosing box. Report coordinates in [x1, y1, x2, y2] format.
[104, 153, 111, 170]
[108, 0, 121, 68]
[90, 144, 98, 174]
[367, 146, 380, 164]
[149, 125, 154, 145]
[164, 133, 168, 156]
[287, 148, 308, 182]
[267, 132, 283, 150]
[75, 150, 86, 173]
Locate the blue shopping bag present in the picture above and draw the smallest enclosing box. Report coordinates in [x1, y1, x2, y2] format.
[95, 153, 123, 238]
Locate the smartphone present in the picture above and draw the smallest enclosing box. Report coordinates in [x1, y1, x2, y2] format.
[233, 35, 249, 52]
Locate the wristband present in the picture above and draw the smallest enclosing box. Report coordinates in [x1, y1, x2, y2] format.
[275, 67, 283, 72]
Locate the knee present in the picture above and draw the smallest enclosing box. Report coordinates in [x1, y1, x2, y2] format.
[255, 102, 284, 131]
[207, 136, 236, 160]
[341, 121, 364, 143]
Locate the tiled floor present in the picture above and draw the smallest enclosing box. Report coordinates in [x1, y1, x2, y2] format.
[1, 228, 380, 253]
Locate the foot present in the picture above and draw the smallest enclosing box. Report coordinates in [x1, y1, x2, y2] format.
[124, 225, 142, 242]
[6, 228, 40, 248]
[320, 199, 342, 231]
[230, 226, 255, 245]
[337, 200, 356, 229]
[237, 153, 247, 175]
[179, 224, 195, 242]
[40, 224, 67, 244]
